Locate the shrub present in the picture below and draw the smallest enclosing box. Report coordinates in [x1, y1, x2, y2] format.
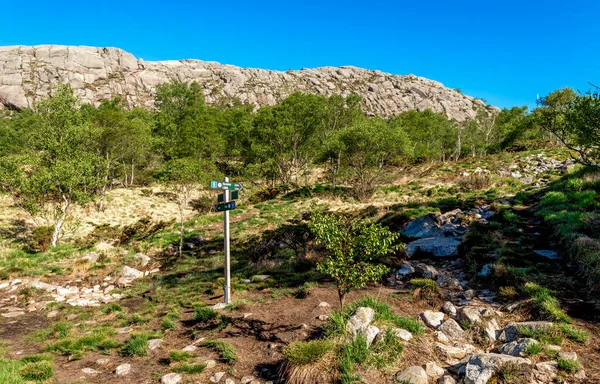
[559, 324, 590, 344]
[557, 358, 581, 373]
[29, 226, 54, 252]
[19, 360, 54, 381]
[120, 335, 148, 357]
[194, 306, 218, 322]
[168, 351, 191, 362]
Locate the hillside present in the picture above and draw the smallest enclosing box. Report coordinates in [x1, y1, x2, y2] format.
[0, 45, 497, 120]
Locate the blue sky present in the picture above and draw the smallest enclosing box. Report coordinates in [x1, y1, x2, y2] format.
[1, 0, 598, 109]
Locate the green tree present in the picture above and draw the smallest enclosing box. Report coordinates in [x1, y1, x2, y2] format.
[337, 117, 411, 200]
[309, 212, 401, 308]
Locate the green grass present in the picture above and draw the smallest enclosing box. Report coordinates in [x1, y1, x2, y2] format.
[161, 318, 177, 330]
[120, 335, 149, 357]
[19, 360, 54, 381]
[339, 335, 368, 384]
[101, 303, 123, 314]
[283, 340, 335, 366]
[172, 363, 206, 374]
[44, 326, 119, 358]
[518, 326, 563, 345]
[347, 297, 424, 335]
[168, 351, 191, 362]
[523, 282, 571, 324]
[204, 340, 237, 364]
[524, 342, 543, 356]
[0, 358, 23, 384]
[194, 306, 218, 322]
[369, 328, 404, 369]
[557, 358, 581, 373]
[559, 324, 590, 344]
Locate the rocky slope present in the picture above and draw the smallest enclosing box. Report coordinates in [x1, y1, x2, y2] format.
[0, 45, 498, 120]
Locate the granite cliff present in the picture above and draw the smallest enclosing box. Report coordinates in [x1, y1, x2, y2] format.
[0, 45, 498, 120]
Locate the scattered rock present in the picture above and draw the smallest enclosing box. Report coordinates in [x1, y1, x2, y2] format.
[434, 331, 450, 344]
[46, 310, 59, 318]
[210, 372, 226, 383]
[442, 302, 457, 316]
[439, 319, 467, 341]
[415, 263, 440, 279]
[161, 373, 182, 384]
[424, 361, 445, 378]
[204, 359, 217, 369]
[457, 307, 481, 324]
[483, 318, 501, 342]
[133, 253, 151, 267]
[464, 353, 531, 384]
[436, 275, 461, 289]
[318, 314, 329, 321]
[392, 365, 428, 384]
[251, 275, 271, 282]
[28, 281, 61, 292]
[499, 322, 554, 343]
[117, 266, 144, 286]
[436, 343, 473, 360]
[406, 237, 460, 258]
[115, 363, 131, 376]
[420, 310, 445, 329]
[478, 264, 495, 277]
[81, 367, 101, 375]
[81, 252, 101, 263]
[182, 345, 197, 352]
[1, 311, 25, 318]
[346, 307, 375, 335]
[95, 358, 111, 366]
[392, 327, 413, 341]
[396, 262, 416, 277]
[402, 214, 444, 239]
[558, 351, 579, 362]
[364, 325, 380, 347]
[533, 250, 561, 260]
[241, 376, 255, 384]
[498, 338, 539, 357]
[317, 302, 330, 308]
[438, 375, 456, 384]
[148, 338, 163, 351]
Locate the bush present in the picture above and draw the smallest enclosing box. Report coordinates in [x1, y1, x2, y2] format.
[189, 194, 214, 213]
[29, 226, 54, 252]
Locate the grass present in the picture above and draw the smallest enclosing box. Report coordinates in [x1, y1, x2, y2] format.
[557, 358, 581, 373]
[524, 342, 543, 356]
[19, 360, 54, 381]
[523, 282, 571, 324]
[283, 340, 335, 366]
[120, 335, 149, 357]
[559, 324, 590, 344]
[161, 318, 177, 330]
[194, 306, 218, 322]
[168, 351, 192, 362]
[518, 325, 563, 345]
[204, 340, 237, 364]
[0, 354, 54, 384]
[408, 278, 438, 291]
[44, 326, 119, 358]
[339, 335, 369, 384]
[172, 363, 206, 374]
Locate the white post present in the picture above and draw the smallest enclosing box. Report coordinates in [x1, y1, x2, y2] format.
[223, 177, 231, 305]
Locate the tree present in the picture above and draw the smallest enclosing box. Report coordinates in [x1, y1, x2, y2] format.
[309, 211, 401, 308]
[337, 117, 411, 200]
[0, 85, 101, 247]
[160, 157, 217, 257]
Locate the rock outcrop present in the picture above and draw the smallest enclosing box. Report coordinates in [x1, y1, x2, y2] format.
[0, 45, 498, 120]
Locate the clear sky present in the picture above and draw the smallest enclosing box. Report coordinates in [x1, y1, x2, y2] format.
[1, 0, 598, 109]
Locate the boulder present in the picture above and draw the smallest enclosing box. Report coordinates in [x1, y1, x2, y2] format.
[424, 362, 445, 378]
[439, 319, 467, 341]
[364, 325, 380, 347]
[115, 363, 131, 376]
[420, 310, 445, 329]
[402, 214, 444, 239]
[346, 307, 375, 337]
[406, 237, 460, 258]
[533, 250, 561, 260]
[396, 262, 416, 277]
[133, 253, 151, 267]
[437, 376, 456, 384]
[464, 353, 531, 384]
[392, 327, 413, 341]
[392, 366, 428, 384]
[442, 302, 457, 316]
[435, 343, 474, 360]
[498, 321, 554, 343]
[117, 266, 144, 286]
[483, 318, 501, 342]
[558, 351, 578, 362]
[498, 338, 539, 357]
[415, 263, 440, 279]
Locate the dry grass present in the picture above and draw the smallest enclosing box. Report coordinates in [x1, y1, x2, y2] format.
[281, 351, 339, 384]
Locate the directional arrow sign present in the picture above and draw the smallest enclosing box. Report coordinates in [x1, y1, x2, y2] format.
[218, 191, 238, 203]
[215, 201, 236, 212]
[211, 181, 243, 191]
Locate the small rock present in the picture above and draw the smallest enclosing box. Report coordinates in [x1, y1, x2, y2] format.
[115, 363, 131, 376]
[461, 289, 476, 300]
[364, 325, 380, 347]
[457, 307, 481, 324]
[396, 262, 416, 277]
[240, 376, 255, 384]
[464, 353, 531, 384]
[574, 369, 586, 379]
[96, 358, 111, 366]
[82, 367, 101, 375]
[439, 319, 467, 341]
[483, 318, 501, 342]
[392, 327, 413, 341]
[81, 252, 101, 263]
[317, 302, 330, 308]
[318, 314, 329, 321]
[498, 338, 539, 357]
[212, 302, 227, 309]
[442, 302, 457, 316]
[46, 310, 59, 318]
[225, 379, 235, 384]
[133, 253, 151, 267]
[392, 365, 428, 384]
[558, 351, 578, 362]
[424, 361, 445, 378]
[251, 275, 271, 282]
[533, 250, 561, 260]
[204, 359, 217, 369]
[210, 372, 226, 383]
[415, 263, 440, 279]
[478, 264, 495, 277]
[346, 307, 375, 335]
[436, 343, 472, 360]
[438, 375, 456, 384]
[182, 345, 197, 352]
[117, 266, 144, 286]
[434, 331, 450, 344]
[420, 310, 445, 329]
[161, 373, 182, 384]
[148, 338, 163, 351]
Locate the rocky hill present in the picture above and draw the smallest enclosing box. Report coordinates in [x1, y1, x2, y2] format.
[0, 45, 497, 120]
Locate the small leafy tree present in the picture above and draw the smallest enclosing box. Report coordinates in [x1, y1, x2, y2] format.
[309, 211, 402, 308]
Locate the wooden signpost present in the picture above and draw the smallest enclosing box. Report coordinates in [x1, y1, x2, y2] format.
[210, 177, 242, 305]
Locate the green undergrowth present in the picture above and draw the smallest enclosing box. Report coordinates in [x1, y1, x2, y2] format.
[204, 340, 237, 364]
[0, 354, 54, 384]
[518, 323, 589, 345]
[283, 297, 417, 384]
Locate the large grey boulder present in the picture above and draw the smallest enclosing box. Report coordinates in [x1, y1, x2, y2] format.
[405, 237, 460, 258]
[392, 366, 428, 384]
[464, 353, 531, 384]
[457, 307, 482, 324]
[402, 214, 444, 239]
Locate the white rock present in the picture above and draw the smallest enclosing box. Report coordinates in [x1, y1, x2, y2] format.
[161, 373, 182, 384]
[210, 372, 226, 383]
[392, 365, 428, 384]
[115, 363, 131, 376]
[364, 325, 380, 347]
[442, 301, 457, 316]
[420, 310, 445, 329]
[81, 367, 101, 375]
[182, 344, 197, 352]
[148, 338, 163, 351]
[392, 327, 413, 341]
[424, 361, 445, 378]
[346, 307, 375, 335]
[464, 353, 531, 384]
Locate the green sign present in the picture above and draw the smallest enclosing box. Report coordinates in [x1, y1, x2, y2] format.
[218, 191, 239, 203]
[216, 201, 236, 212]
[211, 181, 243, 191]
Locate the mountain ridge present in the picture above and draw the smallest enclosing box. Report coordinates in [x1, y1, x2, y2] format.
[0, 45, 498, 120]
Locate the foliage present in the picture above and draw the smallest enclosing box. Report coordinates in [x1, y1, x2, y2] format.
[309, 212, 400, 308]
[557, 358, 581, 373]
[203, 340, 237, 364]
[283, 340, 335, 366]
[523, 282, 571, 323]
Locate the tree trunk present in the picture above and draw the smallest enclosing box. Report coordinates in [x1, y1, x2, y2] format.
[338, 288, 345, 310]
[51, 198, 70, 247]
[131, 159, 135, 186]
